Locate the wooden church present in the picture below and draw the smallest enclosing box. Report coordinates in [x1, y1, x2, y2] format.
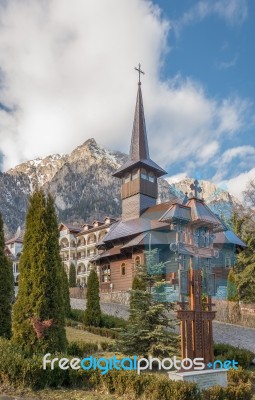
[93, 71, 245, 297]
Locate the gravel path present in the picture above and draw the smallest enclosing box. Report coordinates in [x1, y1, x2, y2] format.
[71, 298, 255, 353]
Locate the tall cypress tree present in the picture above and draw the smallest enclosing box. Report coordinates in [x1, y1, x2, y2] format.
[69, 263, 76, 288]
[0, 213, 13, 339]
[12, 191, 67, 354]
[84, 268, 101, 326]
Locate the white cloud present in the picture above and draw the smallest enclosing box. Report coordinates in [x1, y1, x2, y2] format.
[223, 167, 255, 201]
[215, 54, 239, 70]
[172, 0, 248, 35]
[213, 145, 255, 181]
[0, 0, 253, 176]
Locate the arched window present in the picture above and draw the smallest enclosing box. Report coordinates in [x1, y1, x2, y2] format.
[141, 168, 148, 180]
[132, 169, 138, 180]
[135, 256, 141, 267]
[120, 263, 126, 276]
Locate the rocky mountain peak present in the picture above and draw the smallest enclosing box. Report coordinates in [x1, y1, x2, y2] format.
[1, 138, 240, 237]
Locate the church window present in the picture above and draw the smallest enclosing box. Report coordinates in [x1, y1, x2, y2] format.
[102, 265, 111, 282]
[148, 172, 155, 182]
[134, 256, 141, 267]
[121, 263, 126, 276]
[124, 173, 131, 183]
[132, 169, 138, 180]
[141, 168, 148, 180]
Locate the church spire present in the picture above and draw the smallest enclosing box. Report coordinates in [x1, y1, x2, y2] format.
[129, 81, 150, 161]
[113, 64, 166, 178]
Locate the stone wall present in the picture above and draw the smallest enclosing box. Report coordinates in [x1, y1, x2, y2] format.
[100, 290, 130, 305]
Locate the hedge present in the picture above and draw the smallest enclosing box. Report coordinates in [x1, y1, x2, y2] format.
[69, 308, 127, 329]
[66, 318, 119, 339]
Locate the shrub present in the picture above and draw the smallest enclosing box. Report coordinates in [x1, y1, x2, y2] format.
[100, 313, 127, 329]
[70, 308, 127, 329]
[214, 343, 254, 368]
[67, 341, 98, 357]
[228, 367, 253, 385]
[0, 338, 253, 400]
[99, 341, 115, 352]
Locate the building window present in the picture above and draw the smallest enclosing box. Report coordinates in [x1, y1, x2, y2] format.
[134, 256, 141, 268]
[102, 265, 111, 282]
[141, 168, 148, 180]
[132, 169, 138, 180]
[121, 263, 126, 276]
[124, 173, 131, 183]
[225, 256, 232, 268]
[148, 172, 155, 183]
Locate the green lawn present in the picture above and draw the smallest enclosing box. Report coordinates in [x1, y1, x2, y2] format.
[66, 327, 112, 344]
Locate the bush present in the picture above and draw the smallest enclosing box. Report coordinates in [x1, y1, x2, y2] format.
[0, 338, 253, 400]
[70, 308, 127, 329]
[100, 313, 127, 329]
[99, 341, 115, 352]
[67, 341, 98, 357]
[214, 343, 254, 368]
[69, 309, 84, 323]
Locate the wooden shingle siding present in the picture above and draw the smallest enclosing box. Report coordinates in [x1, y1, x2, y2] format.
[121, 178, 158, 199]
[122, 194, 156, 220]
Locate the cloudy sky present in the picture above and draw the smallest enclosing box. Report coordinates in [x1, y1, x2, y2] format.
[0, 0, 254, 200]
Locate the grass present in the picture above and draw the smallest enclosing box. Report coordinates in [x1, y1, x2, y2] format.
[0, 388, 122, 399]
[66, 327, 112, 344]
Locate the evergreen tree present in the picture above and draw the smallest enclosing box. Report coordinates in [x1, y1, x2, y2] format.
[69, 263, 76, 288]
[12, 191, 67, 354]
[232, 211, 255, 303]
[84, 268, 101, 326]
[227, 268, 238, 301]
[61, 263, 71, 317]
[0, 213, 14, 339]
[117, 250, 178, 357]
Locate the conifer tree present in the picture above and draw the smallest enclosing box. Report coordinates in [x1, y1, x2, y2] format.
[232, 211, 255, 303]
[61, 263, 71, 317]
[12, 191, 67, 354]
[69, 263, 76, 288]
[0, 213, 13, 339]
[84, 268, 101, 326]
[227, 268, 238, 301]
[117, 249, 178, 357]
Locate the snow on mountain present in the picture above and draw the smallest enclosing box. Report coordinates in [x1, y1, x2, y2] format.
[1, 138, 240, 236]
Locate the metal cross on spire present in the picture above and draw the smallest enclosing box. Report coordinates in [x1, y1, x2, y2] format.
[190, 179, 202, 198]
[134, 63, 145, 85]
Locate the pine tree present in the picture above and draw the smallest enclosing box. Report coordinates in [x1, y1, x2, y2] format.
[84, 268, 101, 326]
[12, 191, 67, 354]
[69, 263, 76, 288]
[0, 213, 14, 339]
[117, 250, 178, 357]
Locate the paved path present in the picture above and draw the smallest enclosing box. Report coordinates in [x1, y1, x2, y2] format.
[71, 298, 255, 353]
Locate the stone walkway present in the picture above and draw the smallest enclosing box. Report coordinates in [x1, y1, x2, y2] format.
[71, 298, 255, 353]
